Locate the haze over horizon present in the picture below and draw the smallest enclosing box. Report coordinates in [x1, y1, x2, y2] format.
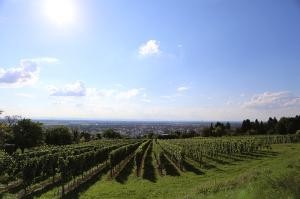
[1, 0, 300, 121]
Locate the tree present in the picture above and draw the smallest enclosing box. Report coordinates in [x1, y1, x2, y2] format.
[225, 122, 231, 130]
[4, 115, 21, 128]
[0, 123, 14, 144]
[96, 133, 102, 139]
[254, 119, 260, 131]
[275, 119, 287, 135]
[0, 123, 8, 147]
[71, 128, 80, 143]
[0, 111, 5, 147]
[259, 121, 266, 134]
[0, 112, 16, 151]
[241, 119, 251, 133]
[81, 131, 92, 142]
[45, 126, 73, 145]
[287, 120, 298, 134]
[13, 119, 43, 153]
[213, 126, 225, 137]
[267, 117, 278, 134]
[202, 127, 212, 137]
[102, 128, 122, 139]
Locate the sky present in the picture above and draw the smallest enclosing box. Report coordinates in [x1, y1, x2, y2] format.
[0, 0, 300, 121]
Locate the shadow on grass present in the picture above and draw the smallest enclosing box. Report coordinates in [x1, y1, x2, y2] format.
[63, 165, 110, 199]
[115, 157, 135, 184]
[161, 154, 180, 176]
[200, 160, 217, 170]
[142, 145, 157, 182]
[204, 155, 232, 165]
[232, 150, 279, 160]
[253, 150, 279, 156]
[218, 154, 243, 162]
[8, 183, 25, 194]
[24, 179, 63, 199]
[182, 159, 204, 175]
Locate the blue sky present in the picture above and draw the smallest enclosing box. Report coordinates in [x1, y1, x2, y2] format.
[0, 0, 300, 121]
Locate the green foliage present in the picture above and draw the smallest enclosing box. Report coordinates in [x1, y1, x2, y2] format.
[240, 115, 300, 135]
[109, 142, 141, 169]
[102, 128, 122, 139]
[96, 133, 102, 139]
[0, 139, 139, 193]
[39, 142, 300, 199]
[1, 136, 300, 198]
[13, 119, 43, 153]
[0, 123, 13, 147]
[45, 126, 73, 145]
[135, 140, 151, 176]
[160, 135, 300, 169]
[158, 140, 184, 170]
[201, 122, 228, 137]
[212, 126, 225, 137]
[202, 127, 212, 137]
[81, 131, 92, 142]
[72, 128, 81, 143]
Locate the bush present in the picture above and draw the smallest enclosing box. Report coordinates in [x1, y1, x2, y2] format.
[45, 126, 73, 145]
[102, 128, 122, 139]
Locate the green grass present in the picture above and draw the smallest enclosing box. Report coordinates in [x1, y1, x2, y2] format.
[33, 144, 300, 199]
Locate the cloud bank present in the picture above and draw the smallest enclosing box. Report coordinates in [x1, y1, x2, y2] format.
[49, 81, 87, 96]
[243, 91, 300, 109]
[49, 81, 145, 101]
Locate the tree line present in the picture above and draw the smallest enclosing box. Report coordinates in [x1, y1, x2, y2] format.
[153, 115, 300, 139]
[238, 116, 300, 135]
[201, 115, 300, 137]
[0, 112, 124, 154]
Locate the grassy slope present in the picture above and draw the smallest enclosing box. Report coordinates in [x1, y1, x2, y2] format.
[37, 144, 300, 199]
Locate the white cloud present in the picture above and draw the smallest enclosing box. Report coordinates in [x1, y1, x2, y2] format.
[116, 88, 141, 100]
[139, 40, 160, 56]
[0, 59, 39, 87]
[0, 57, 58, 88]
[97, 89, 117, 98]
[30, 57, 59, 64]
[141, 93, 151, 103]
[141, 98, 152, 103]
[177, 86, 189, 92]
[49, 81, 86, 96]
[243, 91, 300, 109]
[48, 81, 145, 102]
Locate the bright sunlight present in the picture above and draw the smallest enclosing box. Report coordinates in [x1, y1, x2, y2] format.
[43, 0, 77, 26]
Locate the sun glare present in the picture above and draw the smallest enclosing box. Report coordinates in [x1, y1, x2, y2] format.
[43, 0, 77, 26]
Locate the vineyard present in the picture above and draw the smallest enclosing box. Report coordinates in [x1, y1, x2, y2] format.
[0, 134, 299, 199]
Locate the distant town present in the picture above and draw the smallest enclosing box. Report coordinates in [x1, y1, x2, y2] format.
[37, 120, 241, 137]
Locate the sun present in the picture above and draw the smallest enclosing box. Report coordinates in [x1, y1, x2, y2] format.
[43, 0, 77, 26]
